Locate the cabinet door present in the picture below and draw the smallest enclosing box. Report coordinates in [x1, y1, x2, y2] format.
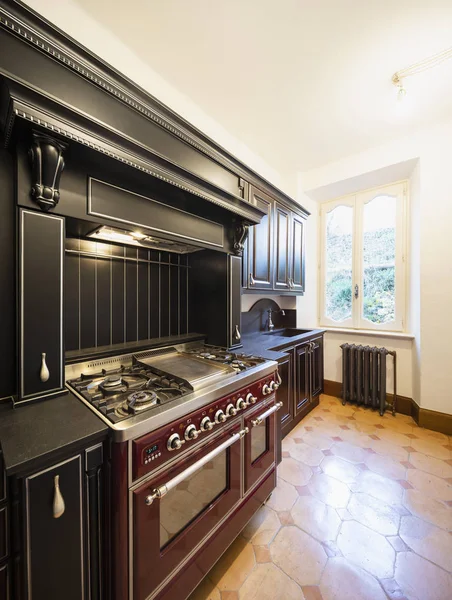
[247, 186, 273, 289]
[274, 204, 290, 290]
[311, 336, 324, 398]
[290, 213, 305, 292]
[229, 255, 242, 348]
[295, 343, 310, 415]
[277, 354, 294, 434]
[19, 209, 65, 401]
[25, 455, 84, 600]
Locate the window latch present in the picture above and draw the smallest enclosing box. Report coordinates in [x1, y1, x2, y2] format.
[354, 284, 359, 299]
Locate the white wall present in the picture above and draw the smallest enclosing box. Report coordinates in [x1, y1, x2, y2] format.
[300, 119, 452, 415]
[24, 0, 287, 195]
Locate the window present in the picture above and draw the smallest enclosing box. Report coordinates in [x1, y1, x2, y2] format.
[319, 182, 407, 331]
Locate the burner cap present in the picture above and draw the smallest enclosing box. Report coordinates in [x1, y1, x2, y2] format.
[128, 391, 156, 405]
[103, 374, 123, 388]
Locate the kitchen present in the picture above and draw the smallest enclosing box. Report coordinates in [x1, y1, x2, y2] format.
[0, 1, 452, 600]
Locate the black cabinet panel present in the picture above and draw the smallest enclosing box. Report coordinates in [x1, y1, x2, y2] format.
[274, 204, 290, 290]
[311, 336, 324, 398]
[247, 186, 273, 289]
[20, 210, 64, 401]
[80, 255, 96, 349]
[65, 252, 80, 351]
[295, 343, 310, 415]
[96, 258, 112, 347]
[25, 455, 84, 600]
[229, 256, 242, 348]
[277, 354, 294, 434]
[291, 214, 305, 292]
[0, 506, 8, 562]
[0, 562, 9, 600]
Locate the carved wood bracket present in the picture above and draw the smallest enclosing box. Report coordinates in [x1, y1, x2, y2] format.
[29, 131, 68, 211]
[233, 223, 249, 256]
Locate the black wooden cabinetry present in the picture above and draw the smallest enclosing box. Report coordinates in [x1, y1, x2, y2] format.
[19, 209, 66, 403]
[246, 186, 273, 289]
[189, 251, 242, 349]
[0, 452, 9, 600]
[243, 189, 306, 295]
[277, 333, 324, 438]
[2, 440, 106, 600]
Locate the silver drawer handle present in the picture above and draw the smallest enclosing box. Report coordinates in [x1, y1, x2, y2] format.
[251, 402, 283, 427]
[145, 427, 249, 506]
[40, 353, 50, 382]
[53, 475, 65, 518]
[276, 372, 282, 386]
[233, 325, 241, 341]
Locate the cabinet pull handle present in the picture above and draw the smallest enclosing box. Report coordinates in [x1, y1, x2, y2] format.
[233, 325, 241, 341]
[40, 353, 50, 382]
[276, 371, 282, 386]
[53, 475, 65, 519]
[249, 274, 256, 286]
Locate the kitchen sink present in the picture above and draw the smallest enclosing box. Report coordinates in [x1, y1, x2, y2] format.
[264, 328, 312, 337]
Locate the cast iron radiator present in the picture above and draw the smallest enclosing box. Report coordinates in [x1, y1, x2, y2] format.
[340, 344, 397, 416]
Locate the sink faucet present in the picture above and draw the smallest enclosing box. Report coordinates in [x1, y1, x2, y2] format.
[267, 308, 285, 331]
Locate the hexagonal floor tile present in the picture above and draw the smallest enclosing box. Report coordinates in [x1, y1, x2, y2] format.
[395, 552, 452, 600]
[320, 557, 387, 600]
[364, 453, 406, 481]
[331, 441, 369, 464]
[321, 455, 360, 484]
[291, 495, 341, 542]
[347, 492, 400, 536]
[266, 477, 299, 513]
[270, 526, 327, 586]
[403, 488, 452, 531]
[208, 535, 255, 592]
[238, 563, 304, 600]
[278, 457, 313, 487]
[369, 438, 409, 462]
[308, 473, 350, 508]
[409, 451, 452, 479]
[351, 470, 403, 505]
[411, 437, 451, 460]
[399, 515, 452, 572]
[337, 521, 395, 579]
[241, 505, 281, 546]
[301, 431, 335, 450]
[406, 468, 452, 501]
[289, 442, 324, 467]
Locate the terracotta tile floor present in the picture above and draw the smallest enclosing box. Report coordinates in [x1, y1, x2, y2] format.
[188, 395, 452, 600]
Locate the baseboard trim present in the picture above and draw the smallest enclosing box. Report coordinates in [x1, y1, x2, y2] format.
[323, 379, 452, 435]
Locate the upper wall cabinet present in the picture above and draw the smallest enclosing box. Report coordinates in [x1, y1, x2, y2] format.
[244, 189, 307, 295]
[246, 186, 274, 290]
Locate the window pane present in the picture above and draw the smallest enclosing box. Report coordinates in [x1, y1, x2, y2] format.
[362, 195, 396, 324]
[325, 205, 353, 322]
[251, 420, 267, 463]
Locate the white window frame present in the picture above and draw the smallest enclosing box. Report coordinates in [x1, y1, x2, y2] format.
[319, 181, 408, 332]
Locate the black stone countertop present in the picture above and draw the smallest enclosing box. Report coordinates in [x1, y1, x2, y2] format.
[241, 328, 326, 362]
[0, 391, 108, 476]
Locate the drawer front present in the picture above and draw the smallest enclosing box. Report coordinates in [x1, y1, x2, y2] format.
[25, 455, 84, 600]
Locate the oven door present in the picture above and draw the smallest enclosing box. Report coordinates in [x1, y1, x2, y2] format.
[244, 399, 281, 493]
[132, 422, 244, 600]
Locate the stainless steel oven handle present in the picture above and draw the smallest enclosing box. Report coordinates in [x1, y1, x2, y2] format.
[145, 427, 249, 506]
[251, 402, 283, 427]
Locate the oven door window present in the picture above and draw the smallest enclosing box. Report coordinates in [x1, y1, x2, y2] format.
[250, 420, 268, 463]
[160, 451, 227, 548]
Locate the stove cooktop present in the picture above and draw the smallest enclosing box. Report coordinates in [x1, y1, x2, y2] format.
[66, 344, 268, 425]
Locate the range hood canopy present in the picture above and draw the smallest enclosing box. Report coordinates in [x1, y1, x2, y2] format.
[87, 226, 202, 254]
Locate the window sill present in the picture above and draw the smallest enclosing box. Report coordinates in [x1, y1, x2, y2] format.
[320, 327, 415, 341]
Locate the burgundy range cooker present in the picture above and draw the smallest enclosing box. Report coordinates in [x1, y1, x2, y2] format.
[66, 342, 281, 600]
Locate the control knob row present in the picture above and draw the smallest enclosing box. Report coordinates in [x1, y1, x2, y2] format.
[262, 379, 280, 395]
